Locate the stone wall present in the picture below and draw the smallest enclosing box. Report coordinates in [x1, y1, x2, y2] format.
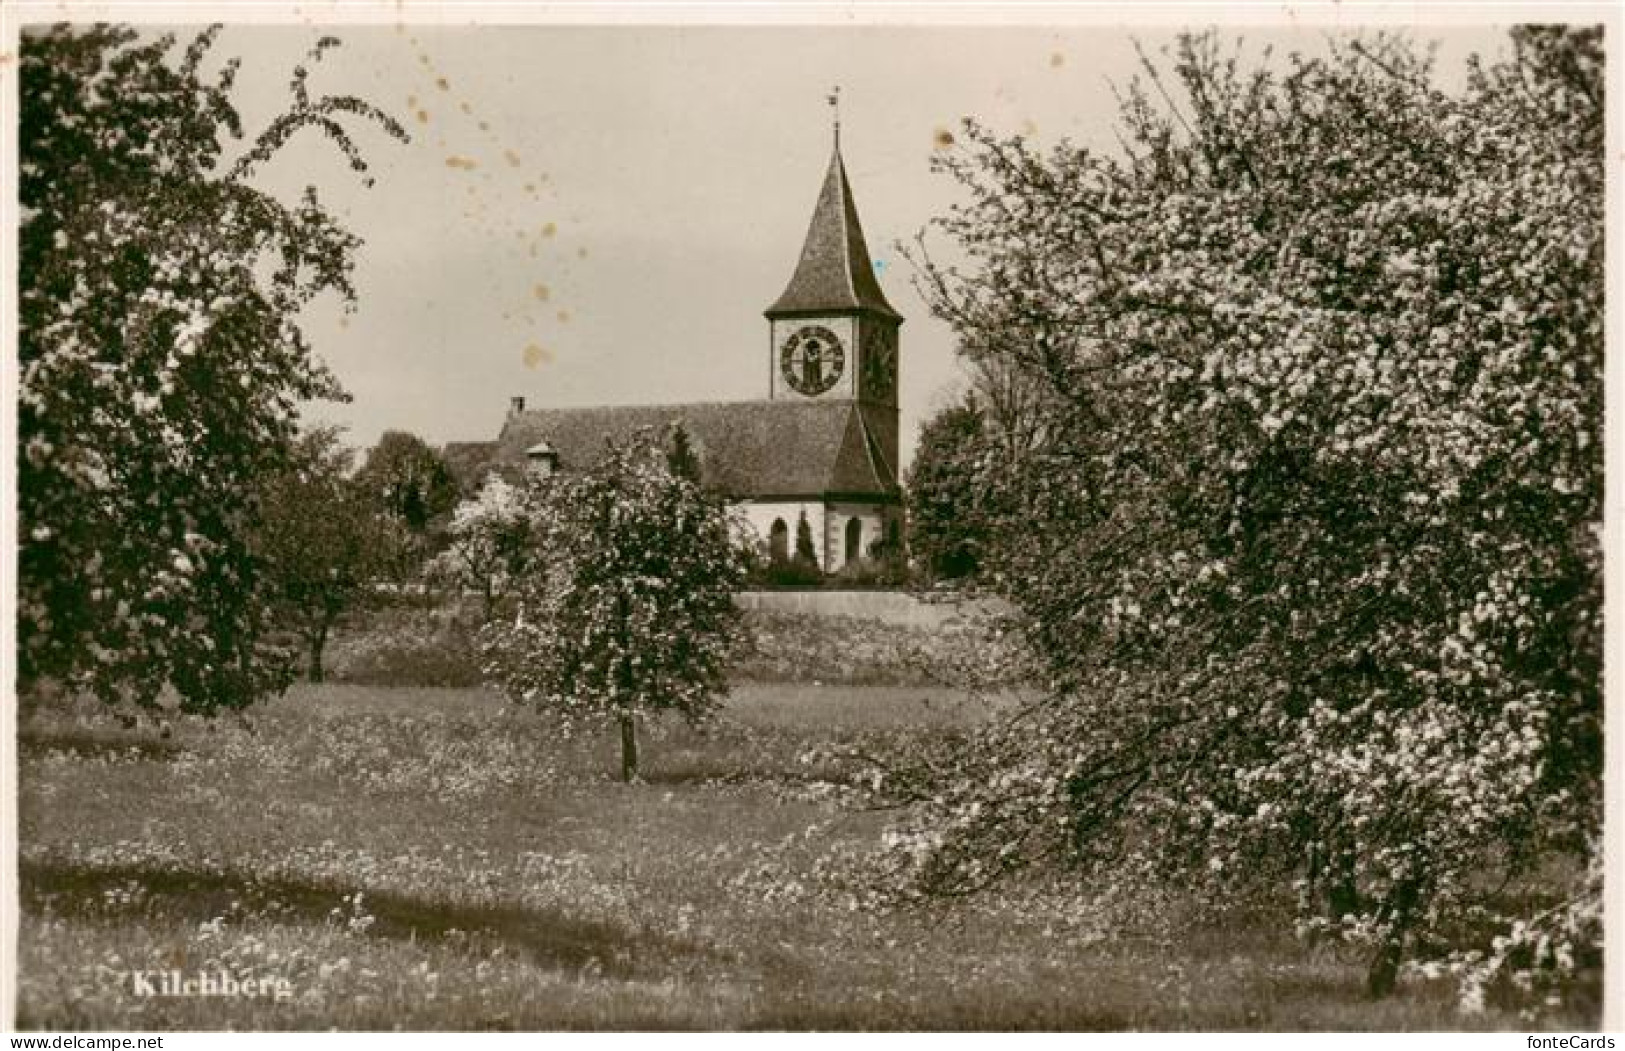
[736, 589, 1008, 628]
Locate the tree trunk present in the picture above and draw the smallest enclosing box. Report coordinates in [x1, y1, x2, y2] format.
[1366, 879, 1421, 998]
[619, 710, 638, 783]
[1326, 851, 1361, 922]
[1367, 931, 1405, 999]
[309, 625, 328, 684]
[614, 584, 639, 783]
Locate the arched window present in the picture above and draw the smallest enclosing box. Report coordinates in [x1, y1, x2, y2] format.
[769, 518, 789, 564]
[844, 517, 862, 565]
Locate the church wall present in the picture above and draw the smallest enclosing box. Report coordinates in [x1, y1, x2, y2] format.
[739, 500, 829, 567]
[740, 499, 899, 574]
[823, 500, 895, 574]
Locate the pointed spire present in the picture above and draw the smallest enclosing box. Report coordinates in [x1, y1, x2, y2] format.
[766, 108, 900, 322]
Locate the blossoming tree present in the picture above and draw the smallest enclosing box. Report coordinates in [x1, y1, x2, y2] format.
[482, 431, 746, 782]
[17, 25, 406, 712]
[892, 27, 1602, 1004]
[426, 473, 538, 622]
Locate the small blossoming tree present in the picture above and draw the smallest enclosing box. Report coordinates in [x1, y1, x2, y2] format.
[482, 430, 747, 782]
[426, 473, 537, 622]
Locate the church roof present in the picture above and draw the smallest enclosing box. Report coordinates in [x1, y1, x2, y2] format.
[766, 144, 901, 322]
[491, 399, 898, 500]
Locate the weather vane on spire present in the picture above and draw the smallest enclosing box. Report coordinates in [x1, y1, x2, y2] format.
[827, 85, 841, 147]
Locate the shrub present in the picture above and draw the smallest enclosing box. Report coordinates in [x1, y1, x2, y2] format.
[732, 610, 1025, 689]
[323, 597, 483, 688]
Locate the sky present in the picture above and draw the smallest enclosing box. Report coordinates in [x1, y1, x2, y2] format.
[171, 18, 1518, 470]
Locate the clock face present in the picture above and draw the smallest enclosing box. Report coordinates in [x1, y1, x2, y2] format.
[780, 325, 845, 396]
[861, 325, 897, 401]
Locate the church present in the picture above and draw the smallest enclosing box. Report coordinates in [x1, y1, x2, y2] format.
[445, 128, 904, 575]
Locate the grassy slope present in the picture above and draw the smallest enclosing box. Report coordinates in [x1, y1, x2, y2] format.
[16, 684, 1583, 1031]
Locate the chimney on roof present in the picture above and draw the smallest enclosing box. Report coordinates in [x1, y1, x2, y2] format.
[509, 395, 526, 417]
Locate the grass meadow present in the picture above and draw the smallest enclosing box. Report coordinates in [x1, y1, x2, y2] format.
[16, 682, 1585, 1031]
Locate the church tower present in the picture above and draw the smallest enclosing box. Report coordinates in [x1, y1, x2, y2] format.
[765, 111, 902, 477]
[480, 100, 905, 575]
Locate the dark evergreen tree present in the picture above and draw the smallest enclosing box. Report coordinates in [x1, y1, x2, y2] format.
[905, 394, 989, 581]
[794, 510, 820, 573]
[666, 421, 702, 483]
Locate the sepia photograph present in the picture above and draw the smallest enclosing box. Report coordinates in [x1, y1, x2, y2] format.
[3, 3, 1614, 1035]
